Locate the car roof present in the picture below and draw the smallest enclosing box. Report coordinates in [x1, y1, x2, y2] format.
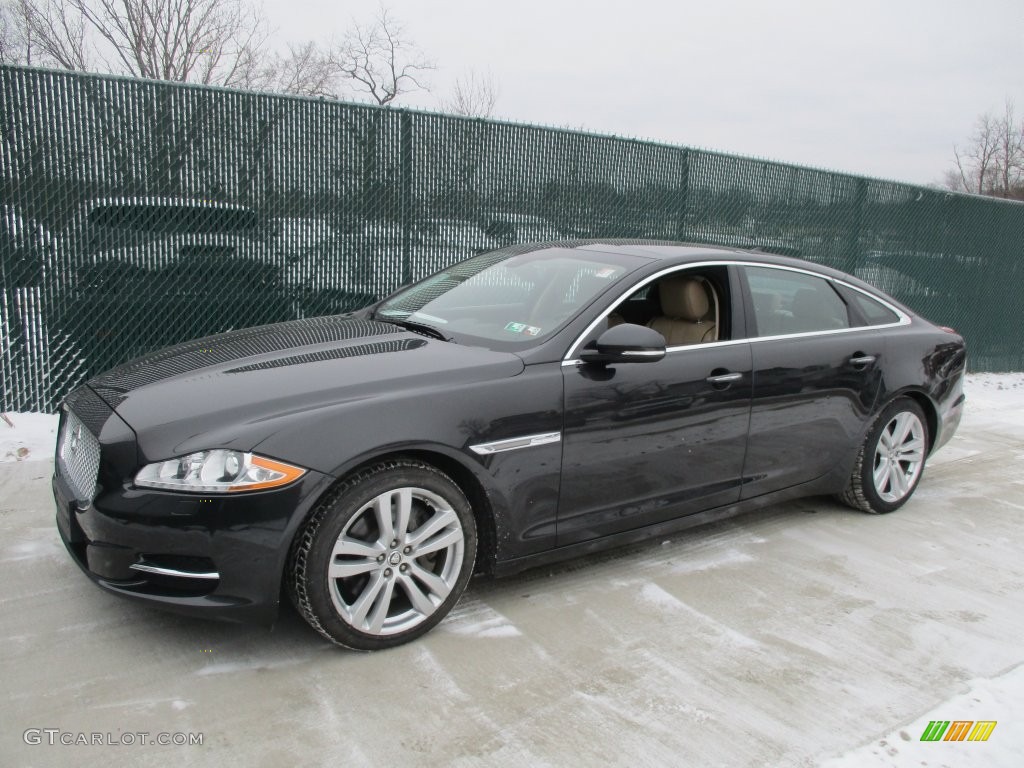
[508, 239, 900, 302]
[524, 239, 853, 276]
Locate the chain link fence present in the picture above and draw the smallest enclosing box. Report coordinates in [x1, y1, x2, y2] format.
[3, 64, 1023, 413]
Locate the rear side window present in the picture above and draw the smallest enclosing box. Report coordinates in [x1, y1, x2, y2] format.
[746, 266, 850, 336]
[849, 290, 900, 326]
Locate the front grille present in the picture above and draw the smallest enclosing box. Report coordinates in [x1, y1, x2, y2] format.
[57, 408, 102, 504]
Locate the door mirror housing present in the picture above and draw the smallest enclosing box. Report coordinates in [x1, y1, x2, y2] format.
[579, 323, 667, 365]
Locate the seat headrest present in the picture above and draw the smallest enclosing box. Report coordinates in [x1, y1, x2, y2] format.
[659, 277, 709, 321]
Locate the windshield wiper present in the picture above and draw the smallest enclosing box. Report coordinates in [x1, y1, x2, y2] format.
[380, 317, 452, 342]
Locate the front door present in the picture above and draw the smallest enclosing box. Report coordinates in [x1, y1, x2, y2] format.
[556, 264, 753, 546]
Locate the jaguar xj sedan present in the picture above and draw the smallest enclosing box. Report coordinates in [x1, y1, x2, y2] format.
[53, 241, 967, 649]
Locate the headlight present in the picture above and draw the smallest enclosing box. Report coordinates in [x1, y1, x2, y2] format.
[134, 450, 306, 493]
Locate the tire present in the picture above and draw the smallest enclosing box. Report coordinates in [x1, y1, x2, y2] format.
[837, 397, 929, 514]
[288, 459, 477, 650]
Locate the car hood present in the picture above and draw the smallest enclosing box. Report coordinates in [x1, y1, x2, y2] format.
[84, 315, 525, 461]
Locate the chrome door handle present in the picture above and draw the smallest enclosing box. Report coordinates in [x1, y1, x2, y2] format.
[849, 355, 876, 366]
[706, 372, 743, 385]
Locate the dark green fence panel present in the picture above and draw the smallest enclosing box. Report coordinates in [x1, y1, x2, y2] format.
[2, 64, 1023, 412]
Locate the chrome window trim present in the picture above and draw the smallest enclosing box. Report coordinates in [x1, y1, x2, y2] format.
[562, 259, 912, 364]
[469, 431, 562, 455]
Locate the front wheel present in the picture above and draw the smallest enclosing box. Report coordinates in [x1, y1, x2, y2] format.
[838, 398, 929, 514]
[288, 460, 477, 650]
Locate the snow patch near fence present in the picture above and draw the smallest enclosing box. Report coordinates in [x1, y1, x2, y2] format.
[958, 371, 1024, 432]
[0, 411, 58, 463]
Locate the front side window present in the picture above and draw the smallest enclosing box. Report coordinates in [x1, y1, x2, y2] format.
[570, 265, 730, 354]
[746, 266, 850, 337]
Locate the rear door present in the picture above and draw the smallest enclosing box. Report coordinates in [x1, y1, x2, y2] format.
[739, 264, 885, 498]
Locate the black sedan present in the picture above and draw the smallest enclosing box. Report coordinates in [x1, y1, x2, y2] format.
[53, 241, 967, 649]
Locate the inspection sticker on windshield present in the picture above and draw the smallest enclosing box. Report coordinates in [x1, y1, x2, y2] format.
[595, 267, 619, 279]
[504, 322, 542, 336]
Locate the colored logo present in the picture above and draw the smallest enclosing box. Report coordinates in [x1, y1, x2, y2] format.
[920, 720, 997, 742]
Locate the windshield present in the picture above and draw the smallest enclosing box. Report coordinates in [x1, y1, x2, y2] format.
[376, 247, 647, 348]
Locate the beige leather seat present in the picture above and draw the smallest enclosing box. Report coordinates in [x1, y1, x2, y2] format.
[647, 276, 717, 346]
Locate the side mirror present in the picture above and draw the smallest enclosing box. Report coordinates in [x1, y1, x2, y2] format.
[579, 323, 666, 365]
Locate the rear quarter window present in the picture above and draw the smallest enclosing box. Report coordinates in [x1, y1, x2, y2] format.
[849, 291, 900, 326]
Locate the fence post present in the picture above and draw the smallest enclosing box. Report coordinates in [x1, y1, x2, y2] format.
[844, 178, 867, 273]
[400, 110, 414, 286]
[675, 148, 690, 241]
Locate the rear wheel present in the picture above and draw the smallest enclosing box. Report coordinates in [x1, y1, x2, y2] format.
[289, 460, 476, 650]
[838, 398, 929, 514]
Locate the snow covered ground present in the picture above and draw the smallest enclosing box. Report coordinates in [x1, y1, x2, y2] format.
[822, 664, 1024, 767]
[822, 371, 1024, 767]
[954, 371, 1024, 429]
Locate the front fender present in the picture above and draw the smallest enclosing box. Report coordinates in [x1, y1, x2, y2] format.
[255, 363, 566, 564]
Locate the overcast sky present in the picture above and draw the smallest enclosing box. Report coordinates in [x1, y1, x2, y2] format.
[265, 0, 1023, 186]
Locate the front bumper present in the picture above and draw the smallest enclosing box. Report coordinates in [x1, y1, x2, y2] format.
[54, 450, 331, 625]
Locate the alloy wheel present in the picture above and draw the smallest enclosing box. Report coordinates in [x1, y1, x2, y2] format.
[872, 411, 926, 503]
[326, 486, 465, 636]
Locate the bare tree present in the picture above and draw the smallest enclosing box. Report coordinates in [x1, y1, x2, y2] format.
[262, 40, 337, 98]
[425, 70, 500, 217]
[7, 3, 440, 102]
[308, 8, 436, 221]
[441, 69, 498, 118]
[10, 0, 271, 87]
[13, 0, 91, 69]
[1, 1, 24, 62]
[330, 6, 434, 106]
[992, 100, 1024, 197]
[947, 100, 1024, 199]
